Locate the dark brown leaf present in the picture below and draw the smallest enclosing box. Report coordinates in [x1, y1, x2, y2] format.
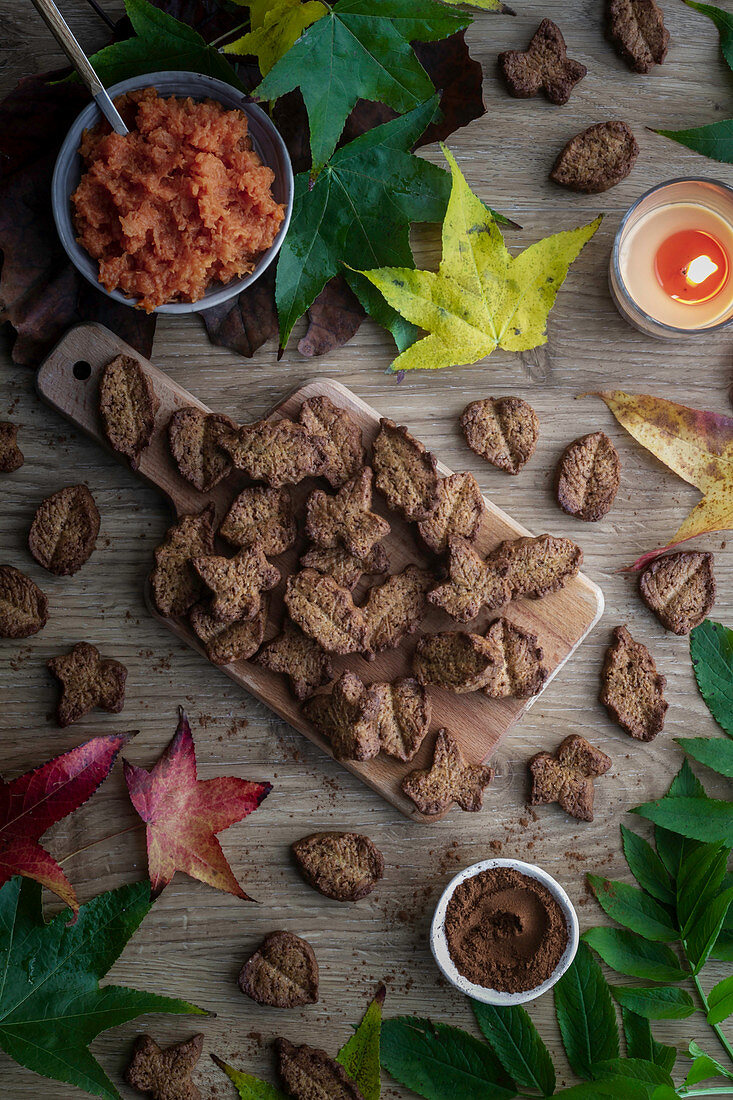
[298, 277, 366, 357]
[200, 264, 278, 357]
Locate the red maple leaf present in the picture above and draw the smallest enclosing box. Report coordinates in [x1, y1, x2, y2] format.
[0, 732, 132, 911]
[123, 709, 271, 900]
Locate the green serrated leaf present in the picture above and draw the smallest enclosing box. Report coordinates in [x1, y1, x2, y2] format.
[592, 1058, 674, 1087]
[690, 620, 733, 736]
[336, 986, 384, 1100]
[621, 1008, 677, 1073]
[471, 1000, 555, 1095]
[612, 985, 696, 1020]
[553, 941, 618, 1080]
[655, 120, 733, 165]
[550, 1078, 662, 1098]
[0, 877, 204, 1100]
[632, 795, 733, 847]
[275, 96, 450, 349]
[712, 929, 733, 961]
[211, 1054, 288, 1099]
[81, 0, 246, 91]
[380, 1017, 516, 1100]
[707, 974, 733, 1025]
[677, 843, 728, 936]
[620, 825, 675, 906]
[669, 759, 707, 799]
[686, 1040, 733, 1085]
[582, 927, 687, 983]
[685, 887, 733, 973]
[677, 738, 733, 777]
[587, 876, 678, 942]
[684, 1, 733, 71]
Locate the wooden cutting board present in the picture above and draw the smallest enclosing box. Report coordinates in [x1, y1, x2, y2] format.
[37, 323, 604, 822]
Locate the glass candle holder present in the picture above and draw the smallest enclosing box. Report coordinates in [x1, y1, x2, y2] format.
[609, 177, 733, 339]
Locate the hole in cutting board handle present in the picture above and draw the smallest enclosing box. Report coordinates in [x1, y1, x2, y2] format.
[73, 360, 92, 381]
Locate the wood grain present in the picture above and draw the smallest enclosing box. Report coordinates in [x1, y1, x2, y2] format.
[1, 2, 733, 1096]
[38, 323, 602, 822]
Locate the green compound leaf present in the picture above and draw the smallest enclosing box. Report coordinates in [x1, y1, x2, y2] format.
[582, 927, 687, 983]
[587, 876, 678, 942]
[612, 985, 696, 1020]
[553, 941, 619, 1080]
[690, 619, 733, 736]
[211, 1055, 288, 1100]
[686, 1040, 733, 1086]
[622, 1008, 676, 1073]
[632, 795, 733, 847]
[471, 1000, 555, 1095]
[676, 737, 733, 778]
[336, 985, 385, 1100]
[380, 1016, 516, 1100]
[358, 146, 600, 371]
[620, 824, 675, 906]
[0, 877, 204, 1100]
[255, 0, 468, 175]
[707, 973, 733, 1025]
[676, 843, 728, 936]
[592, 1058, 674, 1087]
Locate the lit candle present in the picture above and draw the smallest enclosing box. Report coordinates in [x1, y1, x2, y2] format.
[610, 179, 733, 337]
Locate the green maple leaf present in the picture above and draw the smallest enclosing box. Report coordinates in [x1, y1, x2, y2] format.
[357, 146, 601, 371]
[225, 0, 328, 76]
[254, 0, 469, 175]
[276, 95, 451, 350]
[0, 877, 204, 1099]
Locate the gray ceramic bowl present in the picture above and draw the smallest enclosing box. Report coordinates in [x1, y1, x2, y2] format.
[51, 71, 294, 314]
[430, 858, 579, 1006]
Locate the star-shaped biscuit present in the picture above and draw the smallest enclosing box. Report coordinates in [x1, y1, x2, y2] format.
[192, 545, 280, 624]
[0, 421, 23, 473]
[256, 619, 334, 700]
[428, 536, 510, 622]
[499, 19, 587, 105]
[125, 1033, 204, 1100]
[529, 734, 611, 822]
[48, 641, 127, 727]
[305, 467, 390, 560]
[150, 505, 216, 618]
[215, 417, 325, 488]
[417, 472, 485, 555]
[299, 394, 366, 487]
[402, 729, 494, 816]
[303, 671, 380, 761]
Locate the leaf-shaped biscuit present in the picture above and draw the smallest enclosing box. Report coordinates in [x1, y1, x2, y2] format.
[0, 421, 23, 473]
[285, 569, 369, 654]
[428, 536, 510, 622]
[306, 467, 390, 559]
[600, 625, 668, 740]
[413, 630, 499, 694]
[192, 545, 280, 624]
[28, 484, 100, 576]
[168, 406, 234, 493]
[363, 565, 433, 655]
[556, 431, 620, 521]
[215, 418, 325, 487]
[299, 395, 366, 487]
[277, 1039, 363, 1100]
[373, 418, 440, 521]
[150, 505, 216, 618]
[190, 599, 268, 665]
[550, 121, 639, 193]
[499, 18, 587, 104]
[219, 486, 297, 556]
[0, 565, 47, 638]
[607, 0, 669, 73]
[257, 619, 334, 700]
[292, 832, 384, 901]
[639, 551, 716, 635]
[461, 397, 539, 474]
[491, 533, 582, 599]
[300, 544, 389, 590]
[481, 616, 548, 698]
[239, 932, 319, 1008]
[99, 354, 159, 470]
[125, 1034, 204, 1100]
[529, 733, 611, 821]
[402, 729, 494, 815]
[372, 677, 431, 761]
[417, 472, 485, 554]
[302, 671, 380, 760]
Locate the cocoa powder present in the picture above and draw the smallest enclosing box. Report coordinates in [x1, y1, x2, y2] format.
[444, 867, 568, 992]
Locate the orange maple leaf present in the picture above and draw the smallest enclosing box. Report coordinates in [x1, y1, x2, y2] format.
[123, 709, 271, 900]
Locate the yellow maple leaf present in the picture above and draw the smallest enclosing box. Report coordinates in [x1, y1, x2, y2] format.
[594, 390, 733, 567]
[356, 146, 601, 372]
[225, 0, 327, 75]
[440, 0, 515, 10]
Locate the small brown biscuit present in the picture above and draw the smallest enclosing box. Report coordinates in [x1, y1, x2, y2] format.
[302, 671, 380, 761]
[529, 734, 612, 822]
[461, 397, 539, 475]
[98, 354, 159, 470]
[0, 422, 23, 473]
[551, 121, 639, 193]
[215, 418, 325, 488]
[413, 631, 499, 694]
[305, 467, 391, 559]
[192, 545, 280, 624]
[499, 19, 587, 105]
[219, 486, 297, 556]
[189, 598, 267, 665]
[285, 569, 369, 654]
[277, 1039, 363, 1100]
[125, 1033, 204, 1100]
[28, 484, 100, 577]
[402, 729, 494, 816]
[292, 832, 384, 901]
[168, 406, 234, 492]
[417, 472, 486, 555]
[639, 551, 716, 635]
[372, 677, 431, 761]
[428, 536, 511, 622]
[481, 617, 548, 698]
[150, 505, 216, 618]
[0, 565, 48, 638]
[607, 0, 669, 73]
[300, 544, 390, 591]
[556, 431, 620, 521]
[600, 625, 667, 740]
[256, 619, 334, 700]
[48, 641, 127, 727]
[239, 931, 319, 1008]
[363, 565, 433, 655]
[372, 418, 440, 521]
[490, 533, 582, 600]
[299, 394, 366, 488]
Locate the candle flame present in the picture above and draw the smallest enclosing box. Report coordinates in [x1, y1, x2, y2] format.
[684, 254, 719, 287]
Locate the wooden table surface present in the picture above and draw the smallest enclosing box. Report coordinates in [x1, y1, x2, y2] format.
[2, 2, 732, 1096]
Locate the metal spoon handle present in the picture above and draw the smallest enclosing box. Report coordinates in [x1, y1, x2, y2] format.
[30, 0, 128, 135]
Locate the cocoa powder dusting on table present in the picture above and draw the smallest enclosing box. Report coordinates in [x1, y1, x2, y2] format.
[445, 867, 568, 992]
